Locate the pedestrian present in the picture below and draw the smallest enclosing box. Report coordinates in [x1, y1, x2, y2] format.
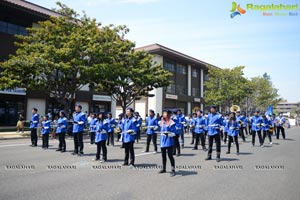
[158, 109, 176, 177]
[93, 112, 109, 162]
[16, 112, 24, 133]
[56, 111, 68, 152]
[144, 109, 158, 153]
[122, 108, 138, 167]
[226, 112, 240, 155]
[72, 104, 87, 156]
[29, 108, 39, 147]
[205, 106, 223, 162]
[41, 115, 51, 149]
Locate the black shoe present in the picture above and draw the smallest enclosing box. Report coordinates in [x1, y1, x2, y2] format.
[237, 152, 240, 155]
[122, 163, 128, 166]
[92, 158, 100, 161]
[170, 170, 176, 177]
[181, 144, 184, 149]
[203, 148, 208, 152]
[71, 152, 78, 155]
[56, 149, 62, 151]
[205, 156, 212, 161]
[176, 153, 180, 157]
[192, 148, 198, 150]
[226, 151, 230, 154]
[158, 169, 166, 174]
[61, 150, 66, 153]
[216, 157, 221, 162]
[80, 152, 84, 154]
[190, 142, 194, 145]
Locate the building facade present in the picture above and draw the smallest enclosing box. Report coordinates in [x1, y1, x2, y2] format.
[116, 44, 218, 118]
[0, 0, 116, 126]
[275, 101, 300, 117]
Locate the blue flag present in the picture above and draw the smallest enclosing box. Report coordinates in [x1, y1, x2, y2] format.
[265, 105, 273, 116]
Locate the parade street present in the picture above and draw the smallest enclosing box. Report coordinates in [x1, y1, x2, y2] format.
[0, 127, 299, 200]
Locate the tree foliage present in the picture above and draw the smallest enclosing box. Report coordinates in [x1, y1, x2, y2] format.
[0, 2, 172, 115]
[204, 66, 251, 110]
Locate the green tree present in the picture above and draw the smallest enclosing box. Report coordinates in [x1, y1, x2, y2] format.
[0, 2, 129, 116]
[249, 73, 281, 112]
[90, 37, 172, 114]
[204, 66, 251, 111]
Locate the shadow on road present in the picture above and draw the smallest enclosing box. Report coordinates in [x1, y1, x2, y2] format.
[176, 170, 198, 176]
[179, 153, 197, 156]
[238, 152, 252, 155]
[220, 158, 239, 162]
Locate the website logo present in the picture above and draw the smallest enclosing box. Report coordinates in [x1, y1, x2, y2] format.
[230, 2, 246, 18]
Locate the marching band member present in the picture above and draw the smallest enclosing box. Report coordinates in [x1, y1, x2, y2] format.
[236, 111, 246, 142]
[93, 112, 109, 162]
[177, 109, 187, 149]
[144, 109, 158, 153]
[122, 108, 138, 166]
[192, 110, 207, 151]
[89, 113, 97, 144]
[29, 108, 39, 147]
[134, 112, 142, 143]
[117, 113, 124, 148]
[276, 113, 286, 140]
[56, 111, 68, 152]
[250, 110, 263, 147]
[171, 109, 181, 156]
[226, 112, 240, 155]
[261, 115, 272, 145]
[205, 106, 223, 162]
[158, 109, 176, 177]
[241, 112, 249, 135]
[106, 112, 116, 146]
[41, 115, 51, 149]
[223, 113, 229, 144]
[271, 114, 277, 135]
[72, 104, 87, 156]
[190, 113, 197, 145]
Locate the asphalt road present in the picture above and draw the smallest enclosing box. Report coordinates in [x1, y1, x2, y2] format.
[0, 127, 300, 200]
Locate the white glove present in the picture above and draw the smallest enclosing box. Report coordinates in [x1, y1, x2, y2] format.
[78, 121, 84, 125]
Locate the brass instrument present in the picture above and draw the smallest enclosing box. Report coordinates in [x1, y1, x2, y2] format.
[230, 105, 241, 113]
[269, 126, 274, 134]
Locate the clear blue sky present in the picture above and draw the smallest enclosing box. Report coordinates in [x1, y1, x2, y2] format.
[29, 0, 300, 103]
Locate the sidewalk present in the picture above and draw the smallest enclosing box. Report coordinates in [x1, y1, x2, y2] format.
[0, 131, 31, 140]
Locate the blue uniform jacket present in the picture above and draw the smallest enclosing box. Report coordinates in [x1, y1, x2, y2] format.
[276, 117, 286, 127]
[95, 119, 109, 143]
[223, 119, 229, 133]
[73, 112, 87, 133]
[177, 114, 187, 131]
[56, 117, 68, 134]
[146, 116, 159, 135]
[41, 120, 51, 134]
[193, 116, 205, 134]
[89, 118, 97, 133]
[226, 120, 240, 136]
[106, 118, 116, 133]
[261, 118, 272, 131]
[251, 116, 263, 131]
[159, 119, 176, 148]
[207, 113, 223, 136]
[30, 114, 39, 129]
[122, 116, 138, 143]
